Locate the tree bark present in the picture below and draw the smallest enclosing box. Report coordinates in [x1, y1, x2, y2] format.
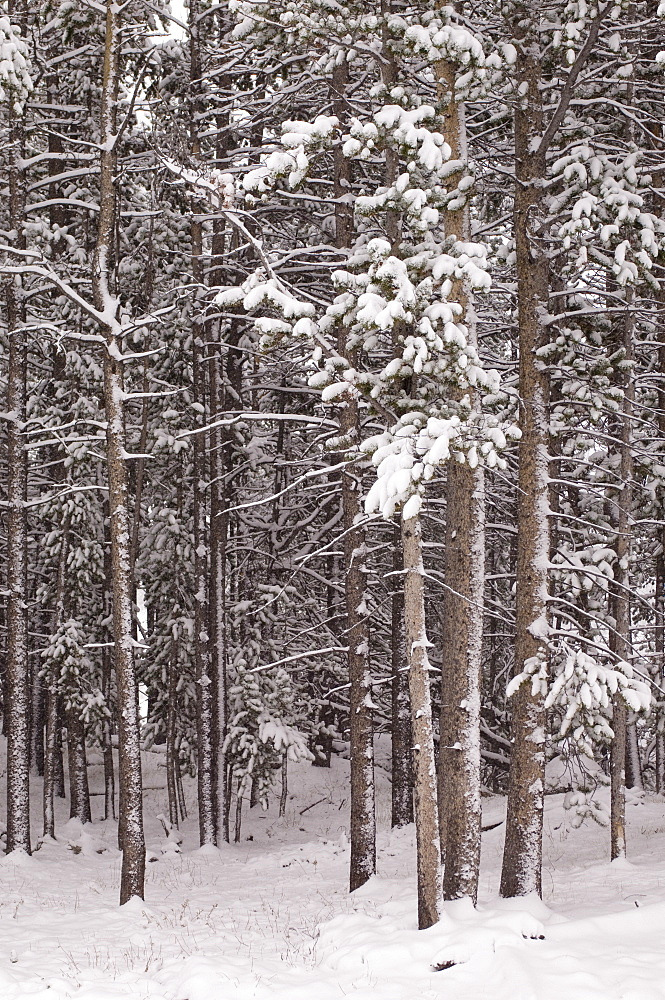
[500, 6, 550, 898]
[94, 0, 145, 903]
[609, 302, 634, 859]
[342, 397, 376, 891]
[391, 526, 413, 828]
[166, 641, 180, 828]
[66, 708, 92, 824]
[102, 646, 115, 821]
[188, 0, 216, 847]
[5, 10, 30, 854]
[402, 514, 442, 929]
[656, 330, 665, 792]
[43, 691, 58, 839]
[29, 667, 45, 777]
[435, 43, 485, 906]
[331, 59, 376, 890]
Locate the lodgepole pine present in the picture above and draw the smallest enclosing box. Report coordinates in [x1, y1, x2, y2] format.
[500, 3, 550, 899]
[402, 514, 442, 929]
[435, 27, 485, 906]
[94, 0, 145, 903]
[5, 0, 30, 856]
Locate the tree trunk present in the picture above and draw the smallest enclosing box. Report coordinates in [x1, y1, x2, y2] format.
[43, 690, 58, 838]
[5, 26, 30, 854]
[94, 0, 145, 903]
[391, 526, 413, 828]
[343, 399, 375, 892]
[331, 58, 376, 891]
[234, 784, 243, 843]
[435, 46, 485, 906]
[280, 753, 288, 818]
[655, 272, 665, 793]
[30, 667, 45, 777]
[440, 460, 485, 902]
[166, 642, 179, 828]
[402, 514, 441, 929]
[102, 648, 115, 821]
[188, 0, 216, 847]
[66, 709, 91, 824]
[209, 342, 229, 840]
[500, 8, 550, 898]
[610, 302, 634, 859]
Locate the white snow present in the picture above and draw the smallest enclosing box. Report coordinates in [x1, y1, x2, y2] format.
[1, 738, 665, 998]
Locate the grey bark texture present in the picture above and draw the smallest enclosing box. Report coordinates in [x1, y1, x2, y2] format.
[94, 0, 145, 903]
[391, 528, 413, 828]
[500, 5, 550, 898]
[609, 304, 634, 860]
[402, 514, 442, 929]
[435, 45, 485, 906]
[5, 2, 30, 854]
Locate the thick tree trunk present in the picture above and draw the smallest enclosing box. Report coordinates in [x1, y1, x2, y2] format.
[391, 527, 413, 828]
[435, 48, 485, 905]
[94, 0, 145, 903]
[656, 527, 665, 795]
[331, 59, 376, 890]
[655, 272, 665, 793]
[5, 33, 30, 855]
[500, 10, 550, 898]
[440, 461, 485, 902]
[402, 514, 441, 929]
[188, 0, 216, 847]
[66, 709, 92, 824]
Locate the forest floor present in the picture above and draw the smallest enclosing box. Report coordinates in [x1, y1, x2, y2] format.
[0, 738, 664, 999]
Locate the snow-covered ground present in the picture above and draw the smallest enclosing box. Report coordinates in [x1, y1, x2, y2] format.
[0, 740, 663, 999]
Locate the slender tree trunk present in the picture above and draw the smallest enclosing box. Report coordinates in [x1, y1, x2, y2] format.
[610, 303, 634, 859]
[30, 668, 45, 777]
[234, 783, 243, 843]
[44, 515, 70, 839]
[102, 647, 115, 821]
[391, 527, 413, 828]
[342, 398, 376, 891]
[209, 342, 228, 839]
[166, 642, 179, 828]
[209, 116, 232, 844]
[402, 514, 441, 929]
[280, 753, 288, 818]
[43, 690, 58, 838]
[176, 740, 187, 821]
[54, 718, 65, 799]
[501, 8, 550, 898]
[94, 0, 145, 903]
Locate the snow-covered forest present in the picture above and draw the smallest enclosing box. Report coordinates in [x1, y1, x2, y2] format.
[0, 0, 664, 996]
